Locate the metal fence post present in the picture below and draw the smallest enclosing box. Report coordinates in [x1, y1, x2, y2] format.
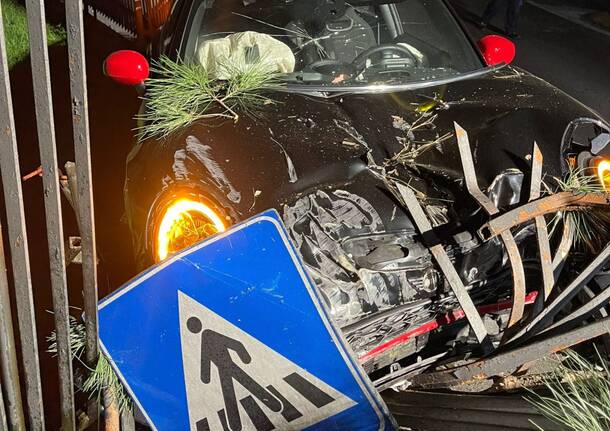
[65, 0, 100, 423]
[0, 1, 41, 429]
[24, 0, 76, 429]
[64, 0, 99, 371]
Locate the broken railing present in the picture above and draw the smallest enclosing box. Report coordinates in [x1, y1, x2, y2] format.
[0, 0, 98, 430]
[382, 123, 610, 390]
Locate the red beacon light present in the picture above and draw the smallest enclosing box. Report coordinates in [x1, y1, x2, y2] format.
[104, 50, 150, 86]
[477, 35, 516, 66]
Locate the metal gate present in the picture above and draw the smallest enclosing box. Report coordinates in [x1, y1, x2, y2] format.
[0, 0, 98, 430]
[86, 0, 173, 40]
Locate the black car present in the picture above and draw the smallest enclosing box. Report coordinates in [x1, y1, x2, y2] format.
[105, 0, 610, 389]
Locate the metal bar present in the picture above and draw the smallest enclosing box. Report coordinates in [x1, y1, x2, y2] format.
[497, 231, 526, 327]
[582, 283, 610, 354]
[374, 352, 448, 391]
[65, 0, 100, 368]
[0, 225, 25, 431]
[529, 143, 554, 301]
[510, 242, 610, 342]
[64, 163, 81, 232]
[552, 216, 574, 276]
[529, 143, 543, 201]
[397, 184, 492, 351]
[0, 2, 41, 429]
[455, 123, 526, 327]
[409, 316, 610, 389]
[24, 0, 75, 429]
[454, 123, 498, 215]
[479, 192, 609, 240]
[541, 283, 610, 334]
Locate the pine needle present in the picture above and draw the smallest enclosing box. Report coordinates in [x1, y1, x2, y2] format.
[554, 165, 606, 195]
[526, 349, 610, 431]
[83, 354, 132, 414]
[47, 315, 87, 359]
[48, 317, 132, 414]
[137, 55, 280, 141]
[549, 165, 610, 252]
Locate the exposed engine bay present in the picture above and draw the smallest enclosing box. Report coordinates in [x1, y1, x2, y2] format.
[281, 171, 531, 371]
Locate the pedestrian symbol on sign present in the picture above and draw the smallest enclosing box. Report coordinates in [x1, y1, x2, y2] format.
[186, 318, 283, 429]
[179, 291, 356, 431]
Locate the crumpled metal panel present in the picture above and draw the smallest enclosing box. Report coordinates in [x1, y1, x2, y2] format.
[487, 169, 524, 209]
[281, 184, 520, 360]
[283, 189, 434, 327]
[278, 156, 562, 365]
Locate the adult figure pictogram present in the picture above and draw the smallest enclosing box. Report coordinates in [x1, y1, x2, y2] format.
[187, 316, 282, 431]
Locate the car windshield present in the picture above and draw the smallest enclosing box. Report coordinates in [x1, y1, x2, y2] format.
[182, 0, 483, 90]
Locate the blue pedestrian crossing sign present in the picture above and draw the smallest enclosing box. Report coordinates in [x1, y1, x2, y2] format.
[98, 210, 395, 431]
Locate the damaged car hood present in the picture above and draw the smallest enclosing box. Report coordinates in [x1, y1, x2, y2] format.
[126, 66, 598, 247]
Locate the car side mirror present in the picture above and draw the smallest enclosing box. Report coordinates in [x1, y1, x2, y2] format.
[477, 35, 516, 66]
[104, 50, 150, 87]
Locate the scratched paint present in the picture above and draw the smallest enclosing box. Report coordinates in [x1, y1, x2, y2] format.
[173, 136, 242, 204]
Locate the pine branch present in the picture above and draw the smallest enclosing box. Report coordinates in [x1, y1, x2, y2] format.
[136, 56, 281, 141]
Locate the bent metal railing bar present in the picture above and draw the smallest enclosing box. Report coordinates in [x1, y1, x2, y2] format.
[24, 0, 76, 429]
[0, 1, 38, 429]
[65, 0, 100, 369]
[396, 183, 493, 352]
[510, 242, 610, 343]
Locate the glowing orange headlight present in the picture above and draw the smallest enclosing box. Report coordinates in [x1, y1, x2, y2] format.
[156, 198, 226, 262]
[597, 159, 610, 191]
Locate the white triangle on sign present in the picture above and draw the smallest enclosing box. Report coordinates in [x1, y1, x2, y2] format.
[178, 291, 356, 431]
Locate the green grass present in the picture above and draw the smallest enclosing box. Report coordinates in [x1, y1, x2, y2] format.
[1, 0, 66, 69]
